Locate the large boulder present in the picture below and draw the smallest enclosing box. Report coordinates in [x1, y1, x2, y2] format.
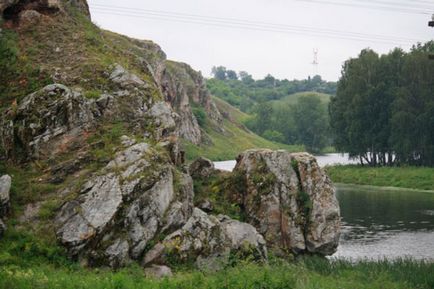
[55, 142, 194, 267]
[144, 208, 267, 271]
[189, 157, 215, 179]
[0, 174, 11, 217]
[230, 150, 340, 256]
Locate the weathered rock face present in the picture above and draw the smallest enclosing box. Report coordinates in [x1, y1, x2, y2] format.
[55, 142, 194, 267]
[0, 64, 180, 162]
[144, 208, 267, 271]
[0, 84, 98, 161]
[230, 150, 340, 256]
[189, 157, 215, 179]
[131, 39, 223, 145]
[1, 0, 90, 23]
[0, 174, 11, 217]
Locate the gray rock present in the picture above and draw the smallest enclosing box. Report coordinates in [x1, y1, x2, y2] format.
[55, 142, 194, 267]
[110, 64, 147, 88]
[291, 153, 341, 255]
[148, 101, 178, 140]
[0, 175, 11, 217]
[120, 135, 136, 147]
[147, 208, 267, 270]
[0, 218, 6, 238]
[144, 265, 173, 279]
[105, 239, 131, 268]
[231, 149, 340, 256]
[198, 199, 213, 213]
[189, 157, 215, 179]
[0, 84, 98, 161]
[18, 9, 41, 27]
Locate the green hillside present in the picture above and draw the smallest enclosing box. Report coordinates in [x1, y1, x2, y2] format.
[270, 91, 331, 109]
[183, 97, 303, 161]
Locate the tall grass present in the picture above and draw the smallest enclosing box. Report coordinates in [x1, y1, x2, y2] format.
[326, 165, 434, 191]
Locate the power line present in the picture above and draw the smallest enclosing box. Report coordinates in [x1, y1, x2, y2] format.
[90, 4, 423, 45]
[347, 0, 434, 10]
[290, 0, 432, 15]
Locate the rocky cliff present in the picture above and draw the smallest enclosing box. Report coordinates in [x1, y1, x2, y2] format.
[0, 0, 339, 272]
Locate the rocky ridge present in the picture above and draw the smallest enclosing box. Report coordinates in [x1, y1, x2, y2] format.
[0, 0, 340, 272]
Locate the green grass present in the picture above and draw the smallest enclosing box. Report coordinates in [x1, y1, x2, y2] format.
[270, 91, 331, 109]
[326, 165, 434, 191]
[183, 119, 303, 161]
[212, 96, 250, 123]
[0, 238, 432, 289]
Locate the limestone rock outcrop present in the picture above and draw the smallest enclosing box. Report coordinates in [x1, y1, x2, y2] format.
[0, 84, 98, 161]
[230, 150, 340, 256]
[189, 157, 215, 179]
[55, 142, 194, 267]
[144, 208, 267, 270]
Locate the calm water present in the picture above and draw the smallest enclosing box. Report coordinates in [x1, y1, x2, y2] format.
[333, 186, 434, 261]
[214, 153, 358, 171]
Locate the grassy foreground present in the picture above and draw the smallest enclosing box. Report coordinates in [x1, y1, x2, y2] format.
[326, 165, 434, 191]
[0, 257, 433, 289]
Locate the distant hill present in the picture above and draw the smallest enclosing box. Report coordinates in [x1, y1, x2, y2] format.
[183, 97, 303, 161]
[270, 91, 331, 109]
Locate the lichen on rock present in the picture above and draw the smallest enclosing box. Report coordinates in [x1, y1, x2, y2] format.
[229, 149, 340, 256]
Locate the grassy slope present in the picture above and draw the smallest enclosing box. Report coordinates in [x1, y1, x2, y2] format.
[326, 165, 434, 191]
[270, 91, 331, 109]
[183, 97, 304, 161]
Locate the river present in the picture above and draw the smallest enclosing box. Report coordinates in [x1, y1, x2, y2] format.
[213, 154, 434, 261]
[333, 185, 434, 261]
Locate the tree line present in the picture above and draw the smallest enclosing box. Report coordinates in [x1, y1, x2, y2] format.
[208, 66, 336, 112]
[207, 68, 334, 153]
[330, 42, 434, 166]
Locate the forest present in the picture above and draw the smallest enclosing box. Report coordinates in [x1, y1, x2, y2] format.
[330, 42, 434, 166]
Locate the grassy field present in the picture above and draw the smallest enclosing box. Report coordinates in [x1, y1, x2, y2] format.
[326, 165, 434, 191]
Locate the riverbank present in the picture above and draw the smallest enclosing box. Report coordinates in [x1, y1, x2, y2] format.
[326, 165, 434, 191]
[0, 255, 432, 289]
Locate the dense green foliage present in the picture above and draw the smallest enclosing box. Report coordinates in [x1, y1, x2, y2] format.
[208, 68, 336, 112]
[207, 69, 334, 153]
[330, 42, 434, 166]
[326, 165, 434, 191]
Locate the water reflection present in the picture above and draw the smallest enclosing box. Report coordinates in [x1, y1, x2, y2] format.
[333, 186, 434, 261]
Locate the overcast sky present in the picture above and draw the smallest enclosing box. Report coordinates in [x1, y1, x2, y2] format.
[87, 0, 434, 81]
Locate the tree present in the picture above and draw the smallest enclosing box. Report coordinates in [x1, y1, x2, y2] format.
[239, 71, 254, 84]
[211, 66, 227, 80]
[292, 96, 329, 153]
[226, 70, 238, 80]
[330, 41, 434, 166]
